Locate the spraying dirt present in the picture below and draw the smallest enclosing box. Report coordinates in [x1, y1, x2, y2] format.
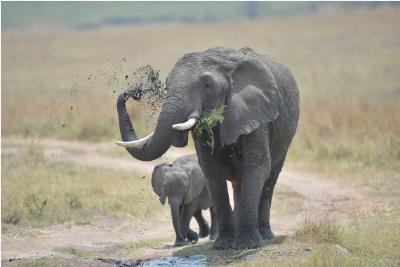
[123, 65, 167, 124]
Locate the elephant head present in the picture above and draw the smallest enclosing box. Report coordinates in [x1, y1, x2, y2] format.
[151, 163, 205, 205]
[116, 47, 282, 159]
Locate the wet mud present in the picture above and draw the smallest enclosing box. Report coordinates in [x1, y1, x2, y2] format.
[98, 255, 206, 267]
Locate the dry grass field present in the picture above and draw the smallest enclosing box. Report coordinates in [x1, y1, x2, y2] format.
[3, 7, 400, 140]
[2, 6, 400, 267]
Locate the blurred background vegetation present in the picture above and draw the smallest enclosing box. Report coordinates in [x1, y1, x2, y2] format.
[3, 2, 398, 29]
[2, 2, 400, 265]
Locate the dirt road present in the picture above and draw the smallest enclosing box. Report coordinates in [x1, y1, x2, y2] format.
[1, 138, 365, 263]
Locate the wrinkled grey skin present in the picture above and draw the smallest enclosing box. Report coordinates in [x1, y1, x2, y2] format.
[152, 154, 217, 246]
[117, 47, 299, 249]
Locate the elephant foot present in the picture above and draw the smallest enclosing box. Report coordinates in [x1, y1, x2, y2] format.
[235, 224, 262, 249]
[210, 223, 218, 241]
[213, 226, 235, 250]
[199, 225, 210, 238]
[174, 238, 188, 247]
[259, 225, 275, 240]
[209, 230, 218, 241]
[187, 230, 199, 244]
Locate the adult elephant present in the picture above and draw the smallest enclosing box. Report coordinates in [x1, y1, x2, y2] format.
[116, 47, 299, 249]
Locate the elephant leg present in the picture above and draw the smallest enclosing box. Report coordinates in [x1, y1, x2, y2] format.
[231, 181, 240, 218]
[194, 210, 210, 238]
[207, 175, 235, 249]
[209, 207, 218, 240]
[258, 159, 284, 240]
[180, 204, 199, 244]
[195, 142, 235, 249]
[187, 228, 199, 244]
[235, 130, 270, 249]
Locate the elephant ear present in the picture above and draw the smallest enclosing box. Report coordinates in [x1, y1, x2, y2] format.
[219, 57, 282, 146]
[184, 167, 205, 204]
[151, 164, 168, 204]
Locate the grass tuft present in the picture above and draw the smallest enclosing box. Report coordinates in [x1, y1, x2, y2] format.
[294, 221, 343, 245]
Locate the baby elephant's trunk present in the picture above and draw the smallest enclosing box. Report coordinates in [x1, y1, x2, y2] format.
[159, 186, 166, 204]
[169, 197, 186, 246]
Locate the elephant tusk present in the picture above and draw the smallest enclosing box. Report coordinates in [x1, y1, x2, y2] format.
[172, 118, 197, 131]
[116, 132, 154, 148]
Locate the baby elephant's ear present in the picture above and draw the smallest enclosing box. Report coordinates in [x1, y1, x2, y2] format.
[219, 57, 282, 146]
[151, 164, 167, 204]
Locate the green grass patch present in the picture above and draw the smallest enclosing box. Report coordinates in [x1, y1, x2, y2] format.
[294, 221, 342, 245]
[7, 256, 110, 267]
[288, 209, 400, 267]
[7, 257, 65, 267]
[174, 236, 310, 266]
[118, 236, 172, 257]
[340, 209, 400, 264]
[177, 210, 399, 266]
[54, 246, 100, 259]
[1, 145, 164, 228]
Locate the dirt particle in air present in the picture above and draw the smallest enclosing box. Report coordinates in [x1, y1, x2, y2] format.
[122, 65, 167, 123]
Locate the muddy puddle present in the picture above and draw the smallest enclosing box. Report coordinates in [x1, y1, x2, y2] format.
[98, 255, 207, 267]
[141, 255, 206, 266]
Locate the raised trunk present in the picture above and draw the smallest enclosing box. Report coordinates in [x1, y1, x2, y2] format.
[117, 94, 187, 161]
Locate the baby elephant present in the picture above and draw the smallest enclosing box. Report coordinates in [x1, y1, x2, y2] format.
[152, 154, 217, 246]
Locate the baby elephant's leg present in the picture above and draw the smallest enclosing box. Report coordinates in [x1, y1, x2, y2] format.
[194, 210, 210, 238]
[209, 207, 218, 240]
[180, 204, 199, 244]
[187, 228, 199, 243]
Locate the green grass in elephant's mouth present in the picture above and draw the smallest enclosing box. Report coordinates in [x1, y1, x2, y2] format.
[193, 105, 226, 153]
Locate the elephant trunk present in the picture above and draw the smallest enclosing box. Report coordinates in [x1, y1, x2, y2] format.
[117, 94, 189, 161]
[159, 185, 167, 204]
[169, 197, 185, 244]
